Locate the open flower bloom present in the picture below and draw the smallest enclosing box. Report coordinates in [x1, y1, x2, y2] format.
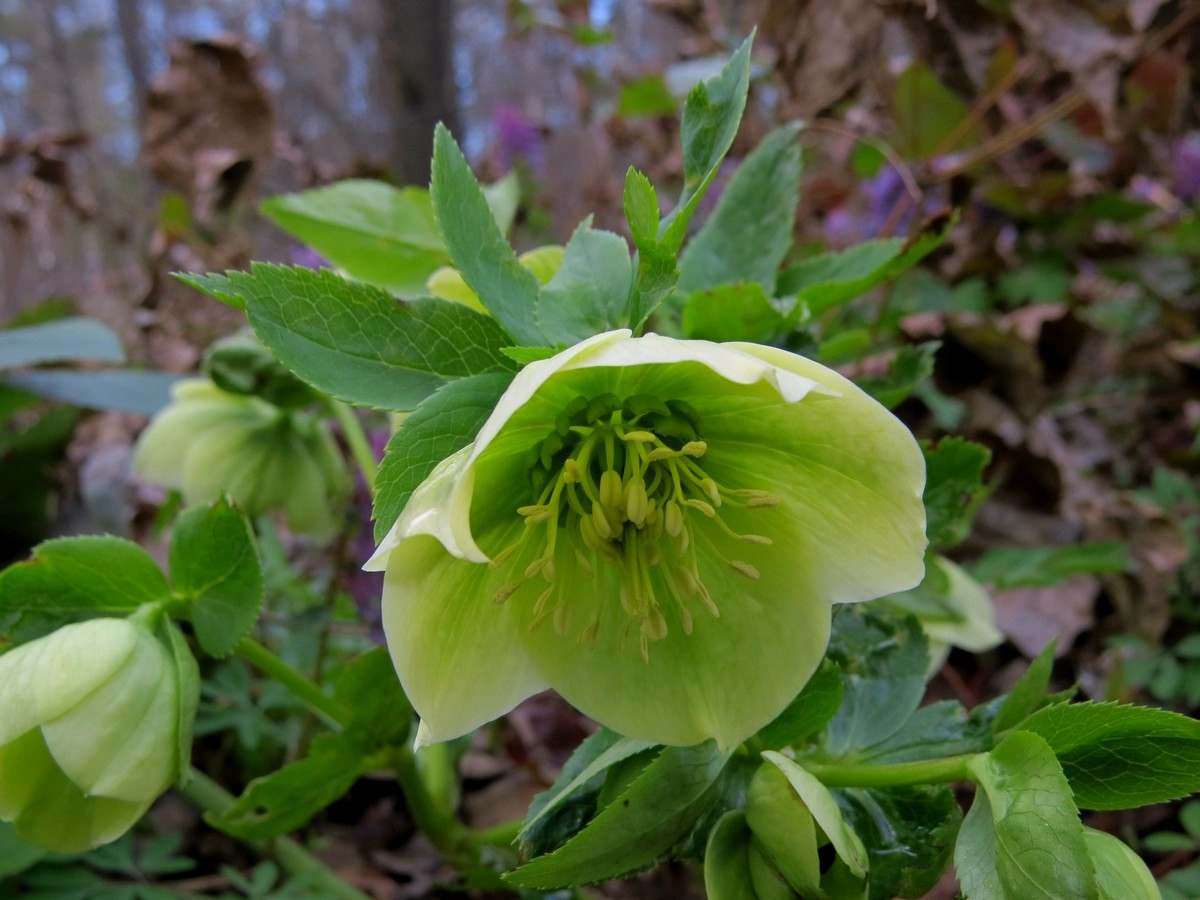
[368, 331, 927, 749]
[134, 379, 350, 541]
[0, 618, 186, 851]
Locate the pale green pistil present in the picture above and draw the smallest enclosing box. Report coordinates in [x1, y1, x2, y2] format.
[491, 393, 780, 662]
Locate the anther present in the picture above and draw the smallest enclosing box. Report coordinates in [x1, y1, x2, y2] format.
[525, 557, 550, 578]
[563, 458, 584, 483]
[683, 498, 716, 517]
[622, 430, 658, 443]
[664, 501, 683, 537]
[646, 447, 675, 462]
[729, 560, 760, 580]
[681, 441, 707, 457]
[591, 503, 613, 540]
[599, 470, 623, 510]
[494, 582, 522, 604]
[643, 607, 668, 641]
[740, 534, 773, 545]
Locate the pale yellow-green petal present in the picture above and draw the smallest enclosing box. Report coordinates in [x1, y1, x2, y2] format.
[924, 556, 1003, 653]
[518, 507, 832, 749]
[1085, 829, 1161, 900]
[427, 267, 487, 312]
[380, 534, 548, 743]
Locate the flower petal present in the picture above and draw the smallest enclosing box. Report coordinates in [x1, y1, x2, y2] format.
[380, 532, 549, 743]
[517, 505, 832, 749]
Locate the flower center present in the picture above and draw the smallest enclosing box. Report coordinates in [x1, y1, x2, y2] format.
[490, 393, 779, 662]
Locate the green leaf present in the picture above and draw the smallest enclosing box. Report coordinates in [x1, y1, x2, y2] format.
[0, 821, 46, 879]
[678, 122, 802, 295]
[1017, 702, 1200, 810]
[757, 658, 844, 750]
[500, 346, 559, 365]
[892, 61, 979, 159]
[506, 742, 729, 888]
[616, 75, 677, 119]
[520, 731, 657, 842]
[824, 606, 930, 756]
[956, 730, 1096, 899]
[261, 180, 449, 297]
[169, 497, 263, 658]
[623, 167, 660, 249]
[857, 342, 939, 410]
[430, 124, 545, 345]
[778, 221, 951, 320]
[1, 370, 180, 415]
[704, 812, 757, 900]
[860, 700, 993, 764]
[333, 647, 413, 749]
[971, 542, 1133, 590]
[372, 371, 513, 542]
[0, 536, 170, 618]
[204, 732, 367, 840]
[760, 752, 869, 878]
[992, 641, 1058, 734]
[535, 220, 634, 344]
[1085, 829, 1161, 900]
[660, 33, 754, 252]
[159, 619, 200, 784]
[175, 272, 243, 309]
[835, 785, 962, 900]
[922, 437, 991, 549]
[216, 264, 515, 412]
[0, 318, 124, 370]
[681, 282, 785, 343]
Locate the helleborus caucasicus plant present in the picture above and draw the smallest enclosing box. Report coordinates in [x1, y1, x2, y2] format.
[133, 378, 349, 541]
[367, 329, 927, 748]
[0, 616, 196, 852]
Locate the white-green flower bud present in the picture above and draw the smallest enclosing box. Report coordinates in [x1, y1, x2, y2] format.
[133, 379, 351, 542]
[0, 618, 185, 852]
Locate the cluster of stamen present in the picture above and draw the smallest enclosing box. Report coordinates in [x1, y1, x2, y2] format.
[490, 393, 780, 663]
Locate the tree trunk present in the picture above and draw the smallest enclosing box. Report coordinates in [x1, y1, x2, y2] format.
[376, 0, 460, 185]
[115, 0, 151, 131]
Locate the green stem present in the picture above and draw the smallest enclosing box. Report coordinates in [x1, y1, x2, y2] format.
[235, 637, 349, 730]
[800, 753, 980, 789]
[179, 767, 370, 900]
[391, 743, 471, 862]
[328, 399, 377, 492]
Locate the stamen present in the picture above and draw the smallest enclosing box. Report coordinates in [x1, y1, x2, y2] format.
[729, 560, 760, 580]
[494, 581, 522, 604]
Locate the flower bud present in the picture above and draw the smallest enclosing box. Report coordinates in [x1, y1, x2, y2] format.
[0, 618, 188, 852]
[133, 378, 350, 541]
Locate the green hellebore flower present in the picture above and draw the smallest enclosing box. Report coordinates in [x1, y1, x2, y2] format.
[0, 618, 189, 852]
[367, 330, 927, 749]
[134, 379, 350, 541]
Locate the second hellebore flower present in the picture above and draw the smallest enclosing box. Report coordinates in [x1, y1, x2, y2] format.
[0, 618, 191, 852]
[368, 331, 927, 749]
[133, 379, 350, 541]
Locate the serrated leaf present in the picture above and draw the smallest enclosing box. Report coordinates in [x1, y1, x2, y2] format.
[260, 180, 448, 297]
[971, 542, 1133, 590]
[333, 647, 412, 748]
[0, 318, 124, 370]
[1017, 702, 1200, 810]
[678, 122, 802, 295]
[857, 342, 939, 410]
[623, 167, 659, 248]
[175, 272, 244, 309]
[214, 264, 515, 412]
[204, 733, 367, 840]
[500, 346, 559, 365]
[778, 220, 951, 321]
[922, 437, 991, 549]
[992, 640, 1058, 734]
[860, 700, 993, 764]
[535, 220, 634, 343]
[169, 497, 263, 658]
[431, 124, 544, 345]
[824, 606, 930, 756]
[836, 785, 962, 900]
[681, 282, 785, 343]
[2, 370, 181, 415]
[372, 371, 512, 542]
[757, 658, 843, 750]
[957, 730, 1095, 899]
[0, 536, 170, 617]
[660, 33, 754, 252]
[506, 742, 729, 889]
[520, 731, 656, 841]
